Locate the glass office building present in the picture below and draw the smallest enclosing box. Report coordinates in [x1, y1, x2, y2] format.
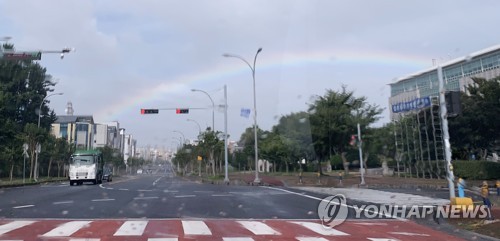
[389, 44, 500, 120]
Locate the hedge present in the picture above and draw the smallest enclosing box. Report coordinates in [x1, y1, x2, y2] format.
[453, 161, 500, 180]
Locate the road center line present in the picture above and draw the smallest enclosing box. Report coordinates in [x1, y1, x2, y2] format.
[92, 198, 115, 202]
[175, 195, 196, 198]
[53, 201, 74, 205]
[263, 186, 407, 221]
[12, 205, 34, 209]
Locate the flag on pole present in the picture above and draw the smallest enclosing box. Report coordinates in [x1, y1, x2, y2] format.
[240, 108, 251, 118]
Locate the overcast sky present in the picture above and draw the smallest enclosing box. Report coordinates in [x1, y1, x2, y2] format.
[2, 0, 500, 149]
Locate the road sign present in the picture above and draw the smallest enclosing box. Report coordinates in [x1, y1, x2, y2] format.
[23, 143, 29, 158]
[2, 51, 42, 61]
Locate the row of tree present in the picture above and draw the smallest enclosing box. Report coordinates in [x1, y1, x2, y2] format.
[173, 87, 394, 176]
[173, 76, 499, 177]
[0, 43, 144, 181]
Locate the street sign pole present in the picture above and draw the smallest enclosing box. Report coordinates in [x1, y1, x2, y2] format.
[22, 143, 29, 184]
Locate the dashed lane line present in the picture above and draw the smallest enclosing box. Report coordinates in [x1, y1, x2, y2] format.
[174, 195, 196, 198]
[133, 197, 159, 200]
[12, 205, 34, 209]
[52, 201, 74, 205]
[92, 198, 115, 202]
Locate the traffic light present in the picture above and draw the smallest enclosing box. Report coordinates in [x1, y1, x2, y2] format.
[176, 108, 189, 114]
[140, 109, 159, 114]
[445, 91, 462, 117]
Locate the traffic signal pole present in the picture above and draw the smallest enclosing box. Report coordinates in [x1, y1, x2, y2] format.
[437, 66, 456, 199]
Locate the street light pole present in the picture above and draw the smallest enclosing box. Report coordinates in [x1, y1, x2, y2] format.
[35, 92, 63, 181]
[191, 89, 215, 131]
[223, 85, 229, 183]
[38, 93, 64, 128]
[187, 118, 202, 134]
[173, 130, 186, 145]
[223, 48, 262, 183]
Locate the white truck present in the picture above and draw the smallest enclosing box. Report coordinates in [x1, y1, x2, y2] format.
[68, 150, 104, 185]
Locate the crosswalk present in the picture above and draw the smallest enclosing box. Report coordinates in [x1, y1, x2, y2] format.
[0, 219, 465, 241]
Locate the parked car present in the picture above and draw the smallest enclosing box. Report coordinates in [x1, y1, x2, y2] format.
[103, 168, 113, 182]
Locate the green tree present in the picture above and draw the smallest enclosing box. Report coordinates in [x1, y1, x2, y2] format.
[308, 87, 383, 174]
[449, 76, 500, 160]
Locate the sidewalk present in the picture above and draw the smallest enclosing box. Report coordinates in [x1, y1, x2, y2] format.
[293, 186, 451, 206]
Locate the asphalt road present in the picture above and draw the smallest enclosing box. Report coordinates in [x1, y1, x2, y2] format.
[0, 168, 379, 220]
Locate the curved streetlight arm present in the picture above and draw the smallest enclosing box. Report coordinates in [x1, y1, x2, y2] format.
[172, 131, 186, 144]
[187, 119, 202, 133]
[191, 88, 215, 131]
[223, 48, 263, 183]
[38, 92, 63, 127]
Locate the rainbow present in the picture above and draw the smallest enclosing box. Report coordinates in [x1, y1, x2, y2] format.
[94, 48, 431, 121]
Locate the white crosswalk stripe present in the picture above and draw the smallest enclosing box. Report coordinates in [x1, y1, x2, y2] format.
[69, 239, 100, 241]
[296, 238, 330, 241]
[42, 221, 92, 237]
[114, 220, 148, 236]
[237, 221, 281, 235]
[147, 239, 179, 241]
[0, 221, 36, 235]
[181, 221, 212, 235]
[222, 238, 255, 241]
[290, 221, 349, 236]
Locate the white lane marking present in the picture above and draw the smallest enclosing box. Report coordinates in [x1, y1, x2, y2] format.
[296, 238, 329, 241]
[133, 197, 159, 200]
[389, 232, 430, 236]
[194, 191, 213, 193]
[367, 239, 400, 241]
[0, 221, 36, 235]
[211, 194, 233, 197]
[181, 221, 212, 235]
[148, 239, 178, 241]
[163, 190, 179, 193]
[138, 189, 153, 192]
[114, 221, 148, 236]
[223, 238, 255, 241]
[99, 184, 105, 188]
[42, 221, 92, 237]
[263, 186, 407, 221]
[175, 195, 196, 198]
[290, 221, 349, 236]
[91, 199, 115, 202]
[237, 221, 280, 235]
[70, 239, 100, 241]
[153, 177, 163, 186]
[53, 201, 74, 205]
[119, 188, 129, 191]
[12, 205, 34, 209]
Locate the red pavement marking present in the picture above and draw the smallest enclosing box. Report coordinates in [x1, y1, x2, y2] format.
[71, 220, 122, 239]
[143, 220, 182, 239]
[0, 219, 470, 241]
